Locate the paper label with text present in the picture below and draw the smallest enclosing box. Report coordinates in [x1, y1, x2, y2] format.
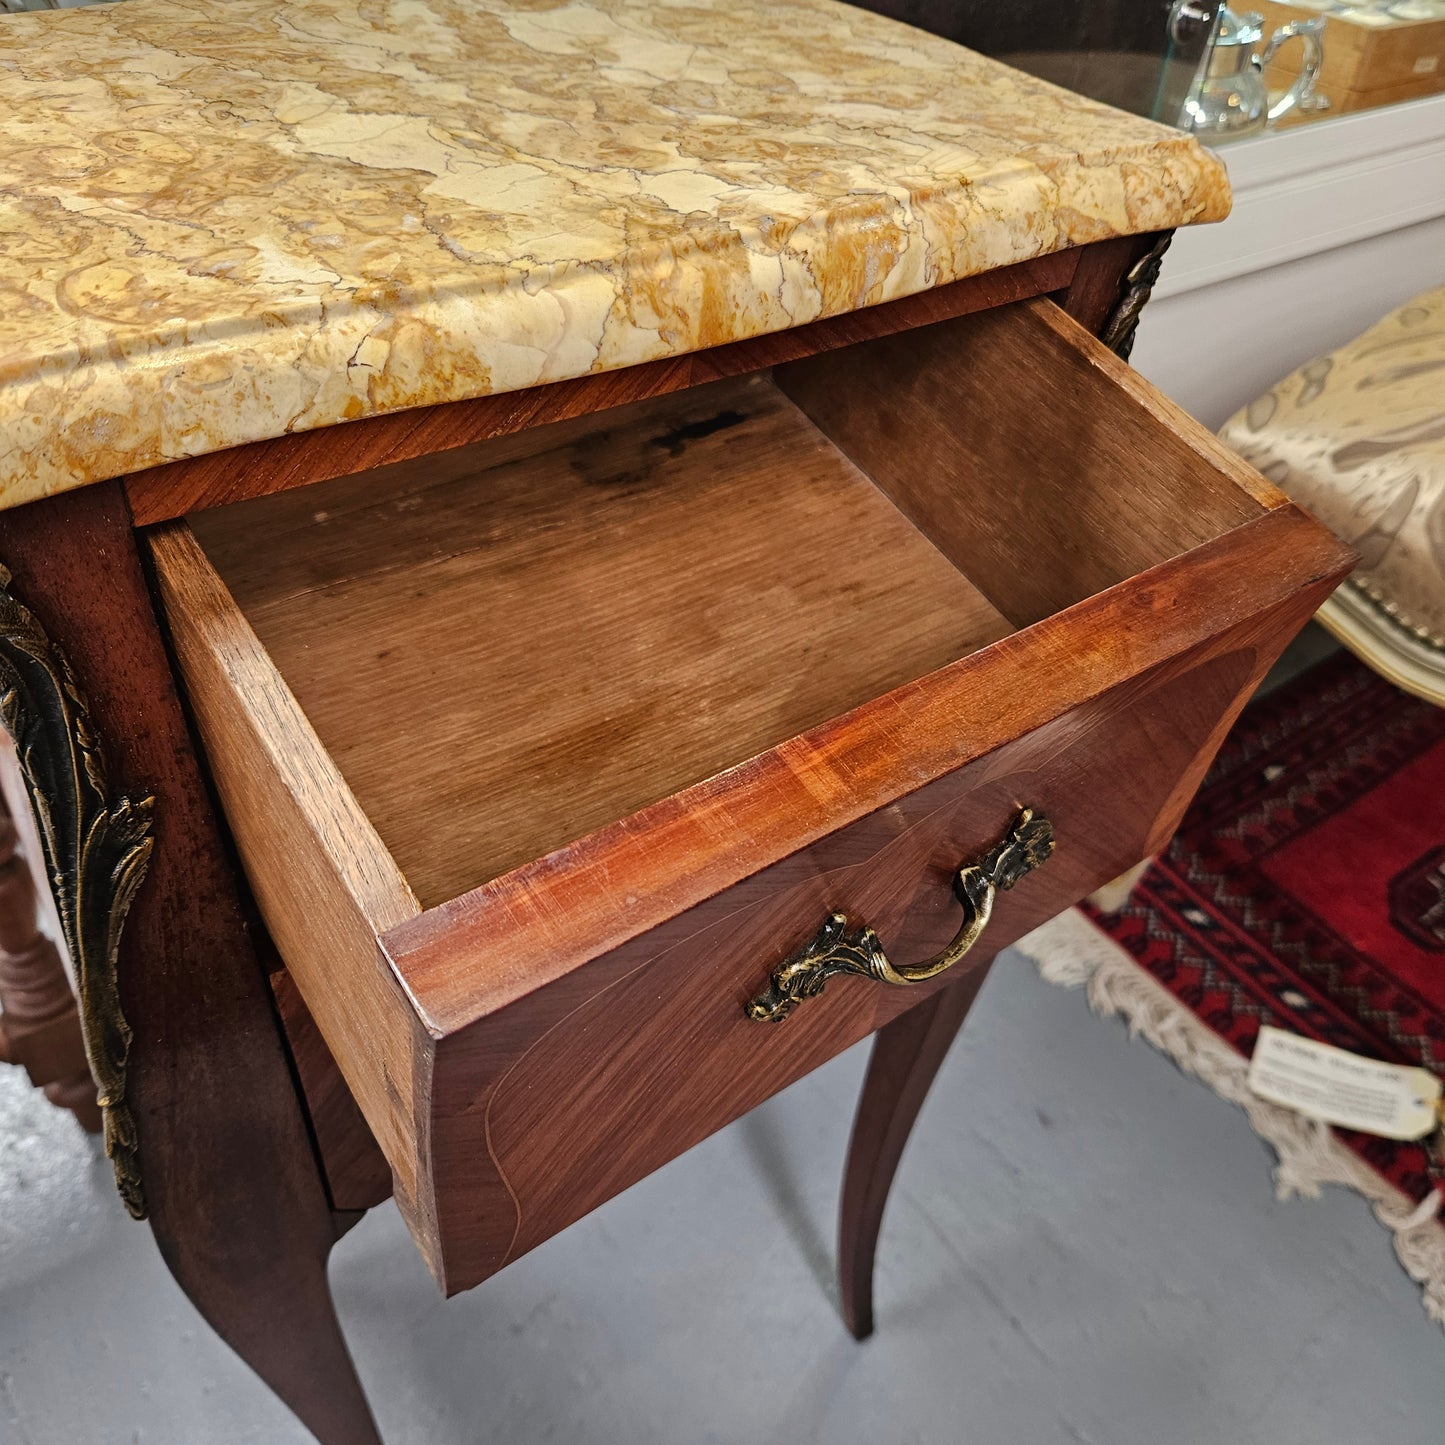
[1247, 1026, 1442, 1141]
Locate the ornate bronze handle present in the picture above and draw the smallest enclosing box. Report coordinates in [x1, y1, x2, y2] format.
[745, 808, 1054, 1024]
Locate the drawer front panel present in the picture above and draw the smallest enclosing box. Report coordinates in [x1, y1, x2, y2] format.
[402, 632, 1272, 1292]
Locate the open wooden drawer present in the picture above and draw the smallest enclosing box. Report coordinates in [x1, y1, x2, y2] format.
[147, 297, 1352, 1295]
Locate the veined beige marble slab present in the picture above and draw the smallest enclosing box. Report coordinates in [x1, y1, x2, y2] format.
[0, 0, 1230, 506]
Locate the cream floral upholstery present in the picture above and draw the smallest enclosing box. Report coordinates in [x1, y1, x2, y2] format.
[1220, 286, 1445, 706]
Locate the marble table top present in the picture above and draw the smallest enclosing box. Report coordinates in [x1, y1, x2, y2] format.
[0, 0, 1230, 507]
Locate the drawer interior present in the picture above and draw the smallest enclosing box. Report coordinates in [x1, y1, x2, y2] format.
[188, 376, 1012, 905]
[181, 298, 1272, 910]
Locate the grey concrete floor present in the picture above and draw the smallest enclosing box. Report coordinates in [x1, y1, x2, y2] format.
[2, 947, 1442, 1445]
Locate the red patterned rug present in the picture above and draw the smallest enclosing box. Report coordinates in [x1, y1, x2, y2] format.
[1019, 650, 1445, 1323]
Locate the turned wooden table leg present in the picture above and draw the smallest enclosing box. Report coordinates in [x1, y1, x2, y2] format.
[0, 483, 381, 1445]
[838, 958, 997, 1340]
[0, 768, 101, 1133]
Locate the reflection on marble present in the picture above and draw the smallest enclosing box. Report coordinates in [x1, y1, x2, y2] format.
[0, 0, 1230, 504]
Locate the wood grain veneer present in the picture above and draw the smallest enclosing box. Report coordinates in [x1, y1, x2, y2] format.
[188, 375, 1014, 905]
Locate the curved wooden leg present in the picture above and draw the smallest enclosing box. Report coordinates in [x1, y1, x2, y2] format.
[155, 1213, 381, 1445]
[0, 486, 381, 1445]
[839, 957, 998, 1340]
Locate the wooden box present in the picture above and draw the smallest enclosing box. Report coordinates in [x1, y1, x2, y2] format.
[1258, 0, 1445, 116]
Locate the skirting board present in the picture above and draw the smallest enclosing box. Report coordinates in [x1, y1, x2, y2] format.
[1157, 93, 1445, 300]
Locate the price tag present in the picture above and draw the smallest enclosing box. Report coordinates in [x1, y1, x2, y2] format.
[1247, 1026, 1443, 1142]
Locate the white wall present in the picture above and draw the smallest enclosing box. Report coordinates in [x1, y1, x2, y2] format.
[1131, 94, 1445, 430]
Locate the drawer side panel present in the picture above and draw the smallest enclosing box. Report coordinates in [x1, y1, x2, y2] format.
[148, 523, 427, 1197]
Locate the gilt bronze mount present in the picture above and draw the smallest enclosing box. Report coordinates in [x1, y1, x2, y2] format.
[0, 566, 153, 1217]
[746, 808, 1054, 1023]
[1100, 232, 1174, 362]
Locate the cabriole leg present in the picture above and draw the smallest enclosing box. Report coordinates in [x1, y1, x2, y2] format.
[0, 482, 380, 1445]
[838, 959, 996, 1340]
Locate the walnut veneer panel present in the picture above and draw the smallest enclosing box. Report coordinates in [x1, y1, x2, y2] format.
[424, 633, 1263, 1285]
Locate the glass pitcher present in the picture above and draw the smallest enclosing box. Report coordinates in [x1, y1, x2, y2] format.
[1184, 5, 1327, 139]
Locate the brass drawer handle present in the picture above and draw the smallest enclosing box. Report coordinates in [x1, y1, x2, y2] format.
[745, 808, 1054, 1023]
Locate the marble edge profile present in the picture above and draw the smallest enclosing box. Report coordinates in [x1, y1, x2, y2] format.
[0, 139, 1229, 509]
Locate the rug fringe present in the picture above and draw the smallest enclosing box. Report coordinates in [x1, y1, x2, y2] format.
[1015, 909, 1445, 1330]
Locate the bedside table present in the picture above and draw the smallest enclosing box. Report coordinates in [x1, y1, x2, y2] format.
[0, 0, 1353, 1439]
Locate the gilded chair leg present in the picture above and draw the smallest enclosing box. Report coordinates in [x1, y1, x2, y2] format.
[838, 958, 997, 1340]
